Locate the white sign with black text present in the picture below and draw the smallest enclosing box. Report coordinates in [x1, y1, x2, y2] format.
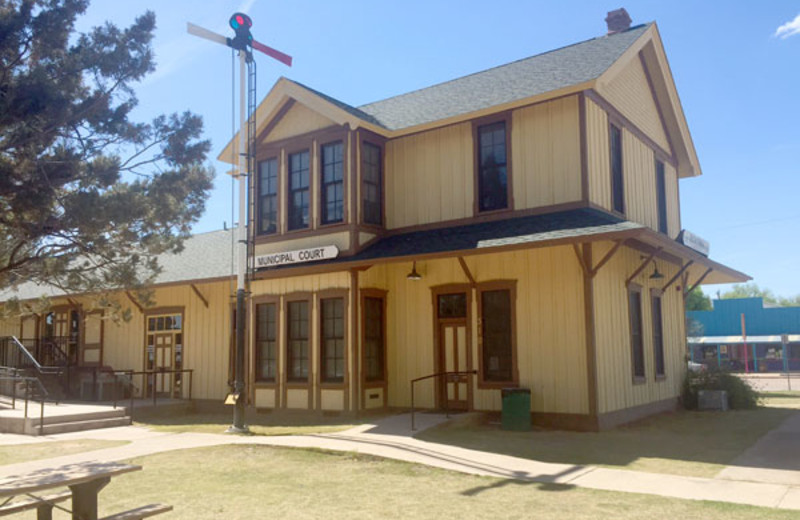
[255, 245, 339, 268]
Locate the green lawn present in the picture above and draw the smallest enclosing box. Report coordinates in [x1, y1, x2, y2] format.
[0, 440, 128, 466]
[132, 409, 361, 436]
[46, 445, 794, 520]
[418, 394, 800, 478]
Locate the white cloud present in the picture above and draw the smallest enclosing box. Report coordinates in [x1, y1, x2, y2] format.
[775, 14, 800, 39]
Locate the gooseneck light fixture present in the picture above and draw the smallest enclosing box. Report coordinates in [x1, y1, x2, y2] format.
[407, 261, 422, 281]
[649, 262, 664, 280]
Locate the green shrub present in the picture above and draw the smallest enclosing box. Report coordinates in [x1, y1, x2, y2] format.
[681, 369, 760, 410]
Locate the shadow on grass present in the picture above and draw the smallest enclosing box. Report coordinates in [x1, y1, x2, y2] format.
[417, 404, 799, 476]
[461, 470, 575, 496]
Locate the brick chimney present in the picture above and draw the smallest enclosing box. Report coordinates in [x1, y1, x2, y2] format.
[605, 8, 632, 34]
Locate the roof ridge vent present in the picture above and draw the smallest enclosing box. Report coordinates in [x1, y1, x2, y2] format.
[606, 8, 632, 34]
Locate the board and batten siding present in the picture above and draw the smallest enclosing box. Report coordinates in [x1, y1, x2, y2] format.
[102, 280, 233, 401]
[512, 95, 582, 208]
[586, 97, 680, 239]
[378, 247, 588, 415]
[385, 122, 473, 229]
[384, 97, 583, 230]
[592, 243, 686, 414]
[264, 102, 338, 144]
[596, 56, 670, 153]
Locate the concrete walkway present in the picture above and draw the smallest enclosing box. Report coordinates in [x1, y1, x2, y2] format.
[1, 412, 799, 511]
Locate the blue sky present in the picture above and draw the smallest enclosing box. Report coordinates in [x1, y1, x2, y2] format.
[75, 1, 800, 298]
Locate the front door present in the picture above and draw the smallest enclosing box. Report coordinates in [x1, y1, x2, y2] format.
[439, 322, 469, 410]
[42, 306, 80, 365]
[145, 313, 183, 398]
[435, 291, 471, 411]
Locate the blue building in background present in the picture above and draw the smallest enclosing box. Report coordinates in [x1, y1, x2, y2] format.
[687, 298, 800, 372]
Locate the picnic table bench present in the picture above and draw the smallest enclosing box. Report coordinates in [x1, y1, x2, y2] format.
[0, 461, 171, 520]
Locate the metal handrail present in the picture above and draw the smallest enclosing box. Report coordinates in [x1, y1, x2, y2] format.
[123, 369, 194, 419]
[0, 373, 50, 434]
[410, 370, 477, 431]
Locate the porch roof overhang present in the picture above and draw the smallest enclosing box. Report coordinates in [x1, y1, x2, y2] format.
[635, 229, 750, 286]
[255, 208, 750, 286]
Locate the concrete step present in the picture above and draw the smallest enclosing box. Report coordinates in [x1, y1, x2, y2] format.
[31, 415, 132, 435]
[38, 407, 127, 426]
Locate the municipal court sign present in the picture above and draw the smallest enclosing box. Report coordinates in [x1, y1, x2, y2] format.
[255, 245, 339, 268]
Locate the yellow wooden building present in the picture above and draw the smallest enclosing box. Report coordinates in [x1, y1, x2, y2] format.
[0, 11, 748, 429]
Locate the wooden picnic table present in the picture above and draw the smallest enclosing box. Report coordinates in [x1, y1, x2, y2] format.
[0, 461, 141, 520]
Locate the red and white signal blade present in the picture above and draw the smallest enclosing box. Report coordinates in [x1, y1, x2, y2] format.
[252, 40, 292, 67]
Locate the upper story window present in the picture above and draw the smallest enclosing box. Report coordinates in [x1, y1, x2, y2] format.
[477, 121, 509, 212]
[362, 142, 382, 226]
[655, 159, 667, 234]
[321, 142, 344, 225]
[610, 124, 625, 214]
[258, 158, 278, 235]
[288, 150, 310, 230]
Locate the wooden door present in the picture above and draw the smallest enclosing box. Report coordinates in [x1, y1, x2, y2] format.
[82, 311, 104, 366]
[154, 333, 174, 395]
[439, 322, 469, 411]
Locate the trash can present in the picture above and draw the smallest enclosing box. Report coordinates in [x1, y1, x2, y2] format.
[501, 388, 531, 431]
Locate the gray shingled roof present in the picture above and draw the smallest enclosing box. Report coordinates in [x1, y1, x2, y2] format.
[0, 229, 235, 302]
[291, 23, 650, 131]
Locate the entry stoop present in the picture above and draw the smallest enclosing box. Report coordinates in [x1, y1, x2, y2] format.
[0, 403, 131, 436]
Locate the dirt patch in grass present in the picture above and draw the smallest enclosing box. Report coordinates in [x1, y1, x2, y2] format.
[0, 439, 128, 466]
[418, 399, 798, 478]
[61, 444, 795, 520]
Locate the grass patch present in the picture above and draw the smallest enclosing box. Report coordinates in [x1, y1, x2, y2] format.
[49, 444, 794, 520]
[418, 395, 799, 478]
[0, 440, 128, 466]
[132, 409, 362, 436]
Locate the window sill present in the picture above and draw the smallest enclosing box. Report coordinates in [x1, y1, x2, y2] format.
[286, 381, 310, 389]
[655, 375, 667, 382]
[254, 381, 277, 388]
[632, 376, 646, 385]
[475, 207, 514, 218]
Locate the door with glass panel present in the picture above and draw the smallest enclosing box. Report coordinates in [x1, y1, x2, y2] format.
[436, 292, 471, 411]
[145, 313, 183, 398]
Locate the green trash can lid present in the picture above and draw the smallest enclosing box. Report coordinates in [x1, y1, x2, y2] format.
[502, 387, 530, 397]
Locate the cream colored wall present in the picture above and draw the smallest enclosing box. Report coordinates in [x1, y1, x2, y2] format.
[264, 102, 337, 143]
[385, 122, 473, 229]
[512, 95, 581, 208]
[384, 96, 582, 230]
[665, 162, 681, 239]
[592, 243, 687, 414]
[623, 128, 658, 232]
[587, 98, 611, 209]
[381, 247, 588, 415]
[102, 280, 232, 401]
[597, 56, 670, 153]
[586, 97, 680, 238]
[0, 318, 17, 337]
